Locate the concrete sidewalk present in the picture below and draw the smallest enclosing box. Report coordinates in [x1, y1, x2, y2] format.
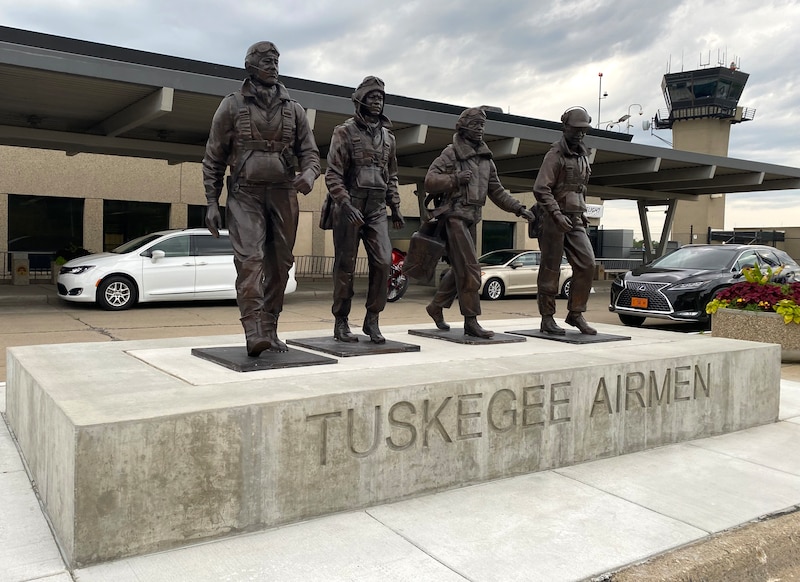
[2, 280, 800, 581]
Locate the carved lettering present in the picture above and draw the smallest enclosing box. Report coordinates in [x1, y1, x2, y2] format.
[694, 363, 711, 398]
[591, 377, 613, 417]
[305, 411, 342, 466]
[488, 389, 517, 433]
[347, 406, 381, 458]
[386, 401, 417, 451]
[549, 381, 571, 424]
[522, 384, 545, 427]
[674, 366, 692, 401]
[423, 397, 452, 447]
[304, 360, 713, 465]
[457, 393, 482, 440]
[625, 372, 646, 410]
[648, 369, 671, 407]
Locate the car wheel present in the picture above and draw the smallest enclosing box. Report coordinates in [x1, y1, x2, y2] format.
[482, 277, 505, 300]
[560, 277, 572, 299]
[97, 276, 138, 311]
[618, 314, 646, 327]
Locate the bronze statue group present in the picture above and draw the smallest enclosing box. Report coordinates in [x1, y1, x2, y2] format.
[202, 41, 597, 358]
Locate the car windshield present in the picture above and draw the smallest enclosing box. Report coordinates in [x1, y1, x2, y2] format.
[479, 250, 521, 266]
[773, 249, 799, 267]
[649, 246, 737, 270]
[112, 233, 167, 254]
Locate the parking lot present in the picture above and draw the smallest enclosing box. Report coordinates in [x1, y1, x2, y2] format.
[0, 276, 787, 383]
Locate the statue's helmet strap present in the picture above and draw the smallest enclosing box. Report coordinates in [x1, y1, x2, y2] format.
[561, 106, 592, 128]
[352, 76, 386, 111]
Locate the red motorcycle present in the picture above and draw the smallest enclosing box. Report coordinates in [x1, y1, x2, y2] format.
[387, 247, 409, 302]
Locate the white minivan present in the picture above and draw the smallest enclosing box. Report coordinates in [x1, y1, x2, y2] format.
[57, 228, 296, 310]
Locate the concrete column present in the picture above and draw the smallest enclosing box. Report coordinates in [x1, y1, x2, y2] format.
[515, 220, 535, 250]
[170, 203, 188, 229]
[414, 181, 428, 221]
[83, 198, 103, 254]
[295, 212, 313, 256]
[0, 193, 8, 254]
[178, 163, 207, 206]
[310, 195, 328, 258]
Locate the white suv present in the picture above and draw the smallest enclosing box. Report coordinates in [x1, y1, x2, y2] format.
[57, 228, 297, 310]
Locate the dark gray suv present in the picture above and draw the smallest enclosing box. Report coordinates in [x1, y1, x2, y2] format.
[609, 244, 799, 326]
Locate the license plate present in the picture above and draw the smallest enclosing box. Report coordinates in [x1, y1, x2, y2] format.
[631, 297, 648, 308]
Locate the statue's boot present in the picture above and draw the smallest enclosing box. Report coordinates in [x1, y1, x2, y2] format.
[262, 312, 289, 351]
[540, 314, 566, 335]
[362, 312, 386, 344]
[334, 317, 359, 342]
[565, 311, 597, 335]
[464, 316, 494, 339]
[426, 303, 450, 331]
[241, 311, 272, 357]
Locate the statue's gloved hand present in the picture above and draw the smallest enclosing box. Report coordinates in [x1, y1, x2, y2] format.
[552, 211, 573, 233]
[455, 170, 472, 185]
[293, 169, 316, 195]
[205, 202, 222, 238]
[390, 206, 405, 229]
[581, 213, 589, 228]
[341, 200, 365, 227]
[517, 208, 535, 222]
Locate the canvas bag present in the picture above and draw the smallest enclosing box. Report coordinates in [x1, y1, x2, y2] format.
[403, 219, 446, 281]
[528, 203, 544, 238]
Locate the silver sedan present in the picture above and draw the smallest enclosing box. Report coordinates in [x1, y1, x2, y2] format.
[478, 249, 573, 300]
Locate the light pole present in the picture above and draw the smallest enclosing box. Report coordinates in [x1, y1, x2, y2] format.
[604, 114, 630, 131]
[625, 103, 643, 133]
[596, 72, 607, 129]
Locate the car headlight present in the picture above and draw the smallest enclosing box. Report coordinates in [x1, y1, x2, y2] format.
[61, 265, 95, 275]
[668, 281, 706, 290]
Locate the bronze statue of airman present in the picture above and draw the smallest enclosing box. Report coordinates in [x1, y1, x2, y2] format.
[534, 106, 597, 335]
[325, 76, 404, 344]
[424, 107, 534, 338]
[202, 41, 320, 356]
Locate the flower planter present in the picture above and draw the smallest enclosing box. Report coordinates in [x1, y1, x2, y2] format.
[712, 308, 800, 362]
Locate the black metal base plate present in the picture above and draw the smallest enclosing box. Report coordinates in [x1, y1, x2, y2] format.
[287, 336, 420, 357]
[408, 328, 527, 345]
[191, 346, 338, 372]
[507, 329, 631, 344]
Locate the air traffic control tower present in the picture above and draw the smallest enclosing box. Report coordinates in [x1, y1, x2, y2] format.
[654, 63, 754, 244]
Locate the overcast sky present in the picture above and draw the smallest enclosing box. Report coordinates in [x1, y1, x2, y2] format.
[2, 0, 799, 238]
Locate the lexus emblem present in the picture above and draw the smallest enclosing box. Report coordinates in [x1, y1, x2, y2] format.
[637, 285, 647, 291]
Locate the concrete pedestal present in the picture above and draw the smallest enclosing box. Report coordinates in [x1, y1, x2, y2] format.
[4, 319, 780, 567]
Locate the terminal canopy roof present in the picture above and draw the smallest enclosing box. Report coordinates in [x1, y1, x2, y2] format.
[2, 26, 799, 255]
